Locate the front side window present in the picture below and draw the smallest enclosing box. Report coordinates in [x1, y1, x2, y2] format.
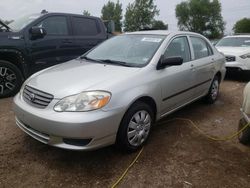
[37, 16, 68, 35]
[84, 34, 166, 67]
[190, 37, 210, 59]
[164, 36, 191, 63]
[72, 17, 99, 36]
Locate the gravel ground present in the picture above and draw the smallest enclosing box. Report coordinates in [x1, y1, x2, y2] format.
[1, 74, 250, 188]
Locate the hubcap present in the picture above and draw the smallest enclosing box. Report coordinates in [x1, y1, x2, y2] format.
[211, 80, 219, 100]
[127, 110, 151, 147]
[0, 67, 17, 95]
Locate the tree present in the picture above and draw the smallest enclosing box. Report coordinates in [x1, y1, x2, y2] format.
[152, 20, 168, 30]
[124, 0, 159, 32]
[176, 0, 225, 39]
[101, 1, 123, 32]
[233, 18, 250, 34]
[83, 10, 91, 16]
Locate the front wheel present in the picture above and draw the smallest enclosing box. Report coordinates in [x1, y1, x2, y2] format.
[116, 102, 154, 152]
[204, 75, 220, 104]
[0, 60, 23, 98]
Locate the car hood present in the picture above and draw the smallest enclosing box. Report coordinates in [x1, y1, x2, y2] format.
[216, 46, 250, 56]
[27, 59, 140, 99]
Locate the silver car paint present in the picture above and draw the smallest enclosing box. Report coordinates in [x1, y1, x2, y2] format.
[13, 31, 226, 150]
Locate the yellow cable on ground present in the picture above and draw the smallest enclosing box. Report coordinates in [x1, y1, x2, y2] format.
[111, 147, 144, 188]
[159, 118, 250, 141]
[111, 118, 250, 188]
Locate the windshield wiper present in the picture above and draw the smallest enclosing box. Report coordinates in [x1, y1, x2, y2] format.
[80, 56, 104, 64]
[98, 59, 134, 67]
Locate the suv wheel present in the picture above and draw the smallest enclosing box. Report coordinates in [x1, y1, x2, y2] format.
[238, 118, 250, 145]
[0, 60, 23, 98]
[204, 75, 220, 104]
[116, 102, 154, 152]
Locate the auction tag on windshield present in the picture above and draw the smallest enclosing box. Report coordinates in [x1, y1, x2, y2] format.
[141, 38, 162, 43]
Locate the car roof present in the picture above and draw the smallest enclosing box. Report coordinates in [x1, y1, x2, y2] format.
[125, 30, 202, 36]
[40, 12, 100, 20]
[224, 35, 250, 38]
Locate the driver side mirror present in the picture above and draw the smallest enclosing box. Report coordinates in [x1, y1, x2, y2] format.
[157, 56, 183, 70]
[30, 26, 46, 40]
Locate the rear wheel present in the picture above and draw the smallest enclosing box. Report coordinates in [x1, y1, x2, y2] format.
[238, 118, 250, 145]
[204, 75, 220, 104]
[0, 60, 23, 98]
[116, 102, 154, 152]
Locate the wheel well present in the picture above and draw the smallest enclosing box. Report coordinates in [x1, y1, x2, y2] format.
[215, 71, 222, 83]
[134, 96, 157, 120]
[0, 51, 25, 77]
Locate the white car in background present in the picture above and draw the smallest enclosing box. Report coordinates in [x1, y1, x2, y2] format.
[216, 35, 250, 71]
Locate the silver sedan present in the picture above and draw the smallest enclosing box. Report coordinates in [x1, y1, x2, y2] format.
[13, 31, 226, 152]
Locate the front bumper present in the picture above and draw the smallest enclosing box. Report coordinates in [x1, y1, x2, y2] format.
[225, 60, 250, 71]
[13, 93, 125, 150]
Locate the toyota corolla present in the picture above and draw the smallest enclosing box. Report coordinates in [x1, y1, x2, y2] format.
[13, 31, 226, 152]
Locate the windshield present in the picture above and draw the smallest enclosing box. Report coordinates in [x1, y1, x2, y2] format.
[216, 37, 250, 47]
[84, 34, 166, 67]
[8, 14, 41, 32]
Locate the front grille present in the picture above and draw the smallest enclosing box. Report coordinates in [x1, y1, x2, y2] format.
[23, 85, 54, 108]
[225, 56, 236, 62]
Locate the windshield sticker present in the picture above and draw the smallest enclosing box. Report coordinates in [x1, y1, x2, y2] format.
[141, 38, 162, 43]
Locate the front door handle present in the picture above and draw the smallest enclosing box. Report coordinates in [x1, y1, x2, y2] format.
[62, 39, 73, 44]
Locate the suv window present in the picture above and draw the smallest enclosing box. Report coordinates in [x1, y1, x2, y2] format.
[37, 16, 68, 35]
[190, 37, 211, 59]
[72, 17, 99, 36]
[164, 36, 191, 63]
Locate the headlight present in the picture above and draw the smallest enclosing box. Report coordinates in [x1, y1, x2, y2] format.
[240, 53, 250, 59]
[54, 91, 111, 112]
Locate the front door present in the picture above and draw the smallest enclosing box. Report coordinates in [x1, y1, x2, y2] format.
[27, 15, 73, 74]
[159, 36, 195, 115]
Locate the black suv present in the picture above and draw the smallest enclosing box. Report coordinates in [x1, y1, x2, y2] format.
[0, 12, 112, 98]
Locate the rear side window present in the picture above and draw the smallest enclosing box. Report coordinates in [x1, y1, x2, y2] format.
[72, 17, 99, 36]
[37, 16, 68, 35]
[190, 37, 212, 59]
[164, 36, 191, 63]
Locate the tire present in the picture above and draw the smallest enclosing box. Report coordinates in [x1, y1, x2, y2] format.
[204, 75, 220, 104]
[116, 101, 154, 153]
[0, 60, 23, 98]
[238, 118, 250, 145]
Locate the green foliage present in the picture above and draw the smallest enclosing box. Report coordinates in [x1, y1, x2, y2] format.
[176, 0, 225, 39]
[101, 0, 123, 32]
[124, 0, 159, 32]
[233, 18, 250, 34]
[152, 20, 168, 30]
[83, 10, 91, 16]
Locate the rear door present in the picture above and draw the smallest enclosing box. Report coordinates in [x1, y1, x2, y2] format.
[71, 16, 107, 56]
[188, 36, 215, 97]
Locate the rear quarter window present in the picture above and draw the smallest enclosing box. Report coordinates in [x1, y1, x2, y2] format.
[72, 17, 100, 36]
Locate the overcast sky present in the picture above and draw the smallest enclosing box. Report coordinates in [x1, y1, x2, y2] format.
[0, 0, 250, 33]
